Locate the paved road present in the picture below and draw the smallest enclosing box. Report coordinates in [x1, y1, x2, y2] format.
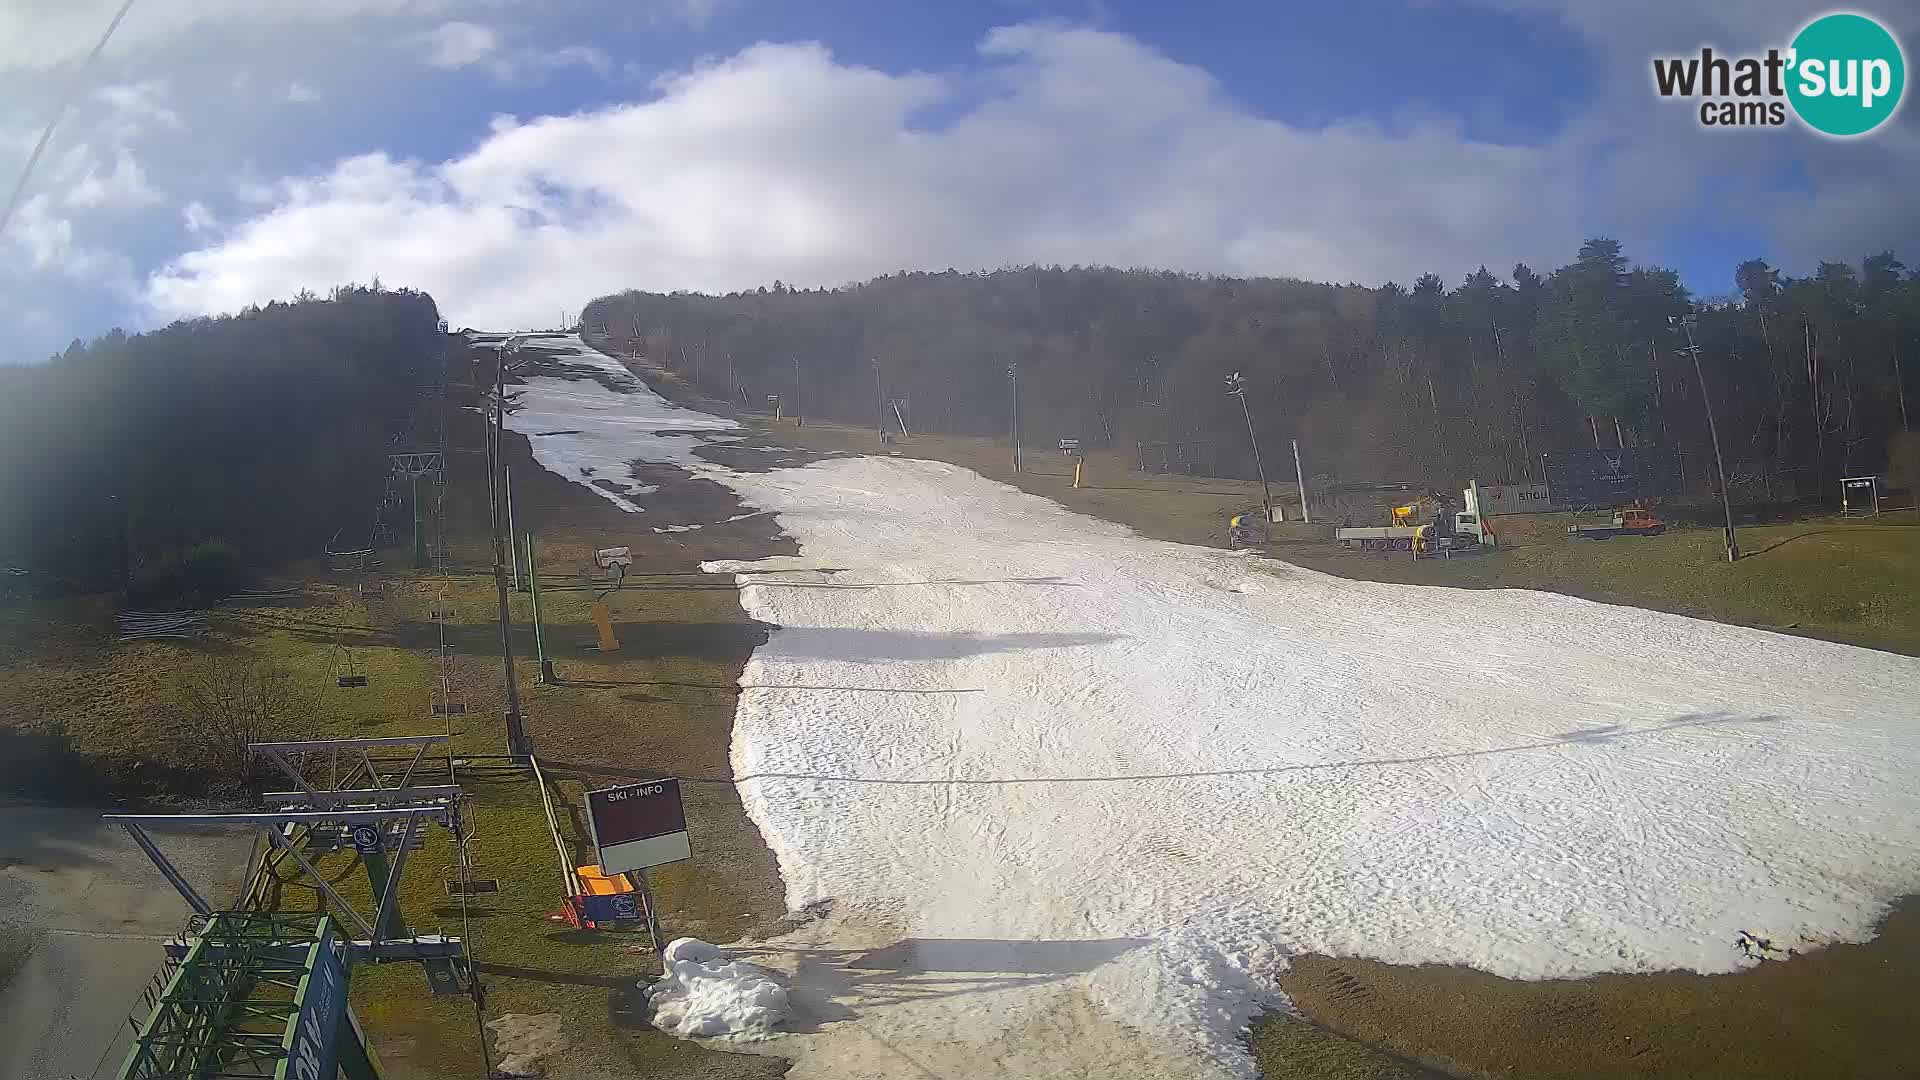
[0, 805, 253, 1080]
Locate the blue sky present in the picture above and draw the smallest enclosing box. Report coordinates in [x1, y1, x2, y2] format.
[2, 0, 1916, 360]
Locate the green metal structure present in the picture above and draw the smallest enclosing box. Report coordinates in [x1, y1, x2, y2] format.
[117, 912, 380, 1080]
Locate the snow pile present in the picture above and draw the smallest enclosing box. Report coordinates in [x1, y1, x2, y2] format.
[504, 335, 1920, 1079]
[646, 937, 790, 1039]
[485, 1013, 567, 1077]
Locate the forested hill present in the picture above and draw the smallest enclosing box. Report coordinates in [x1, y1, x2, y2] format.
[1, 285, 444, 596]
[583, 242, 1919, 499]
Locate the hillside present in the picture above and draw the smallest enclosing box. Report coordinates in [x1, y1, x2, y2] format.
[0, 285, 445, 598]
[582, 244, 1920, 504]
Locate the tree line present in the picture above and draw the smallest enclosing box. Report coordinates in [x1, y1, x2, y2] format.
[1, 284, 445, 597]
[582, 242, 1919, 502]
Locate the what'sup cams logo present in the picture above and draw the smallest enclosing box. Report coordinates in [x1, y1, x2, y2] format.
[1653, 12, 1905, 136]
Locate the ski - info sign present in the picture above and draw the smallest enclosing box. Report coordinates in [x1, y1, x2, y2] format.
[585, 778, 691, 874]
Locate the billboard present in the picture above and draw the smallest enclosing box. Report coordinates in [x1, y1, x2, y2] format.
[281, 921, 346, 1080]
[1544, 449, 1679, 507]
[585, 778, 691, 875]
[1467, 482, 1557, 516]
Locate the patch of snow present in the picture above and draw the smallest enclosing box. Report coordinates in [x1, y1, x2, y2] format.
[654, 511, 766, 533]
[485, 1013, 567, 1077]
[647, 937, 790, 1039]
[483, 332, 1920, 1080]
[502, 336, 735, 513]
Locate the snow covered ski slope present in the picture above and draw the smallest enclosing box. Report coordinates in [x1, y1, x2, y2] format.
[507, 335, 1920, 1079]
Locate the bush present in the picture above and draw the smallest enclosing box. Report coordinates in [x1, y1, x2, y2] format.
[162, 654, 307, 795]
[127, 540, 242, 608]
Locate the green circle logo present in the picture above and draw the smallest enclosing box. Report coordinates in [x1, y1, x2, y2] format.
[1787, 13, 1905, 136]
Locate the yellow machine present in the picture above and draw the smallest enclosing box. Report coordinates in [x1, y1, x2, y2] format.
[1389, 497, 1435, 527]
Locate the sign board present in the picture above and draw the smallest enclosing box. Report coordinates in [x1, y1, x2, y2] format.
[1464, 482, 1557, 516]
[594, 546, 632, 572]
[1058, 439, 1081, 456]
[1544, 449, 1680, 507]
[581, 891, 641, 923]
[350, 825, 382, 855]
[281, 921, 346, 1080]
[585, 778, 691, 875]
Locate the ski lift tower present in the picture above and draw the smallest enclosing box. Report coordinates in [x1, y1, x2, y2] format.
[390, 451, 445, 570]
[105, 735, 478, 1080]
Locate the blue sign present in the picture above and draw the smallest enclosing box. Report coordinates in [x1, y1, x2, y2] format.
[284, 922, 347, 1080]
[581, 892, 641, 924]
[350, 825, 382, 855]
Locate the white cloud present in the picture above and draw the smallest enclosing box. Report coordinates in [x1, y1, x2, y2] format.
[182, 200, 216, 232]
[0, 0, 458, 73]
[94, 80, 183, 138]
[419, 20, 500, 69]
[5, 193, 131, 283]
[413, 21, 610, 81]
[144, 27, 1587, 327]
[63, 147, 162, 209]
[138, 20, 1920, 330]
[664, 0, 733, 30]
[283, 81, 323, 104]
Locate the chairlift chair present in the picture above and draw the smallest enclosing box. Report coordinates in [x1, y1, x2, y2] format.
[332, 642, 369, 688]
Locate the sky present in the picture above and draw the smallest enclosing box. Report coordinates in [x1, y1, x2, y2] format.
[3, 0, 1917, 361]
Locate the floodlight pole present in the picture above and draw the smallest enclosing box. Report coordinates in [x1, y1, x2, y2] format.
[1227, 373, 1273, 531]
[1008, 361, 1023, 474]
[1673, 315, 1738, 563]
[492, 341, 529, 757]
[505, 465, 520, 592]
[528, 529, 554, 684]
[1292, 438, 1312, 523]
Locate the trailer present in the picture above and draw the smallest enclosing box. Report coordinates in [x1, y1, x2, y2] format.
[1333, 526, 1422, 552]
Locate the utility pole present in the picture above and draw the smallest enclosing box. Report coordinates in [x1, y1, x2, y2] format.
[1226, 372, 1272, 530]
[793, 355, 803, 426]
[1008, 361, 1023, 474]
[1672, 315, 1739, 563]
[491, 339, 530, 756]
[505, 465, 522, 592]
[871, 358, 887, 441]
[1291, 438, 1312, 523]
[529, 530, 554, 684]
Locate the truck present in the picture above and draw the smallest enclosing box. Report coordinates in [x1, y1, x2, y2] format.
[1334, 481, 1499, 558]
[1567, 506, 1665, 539]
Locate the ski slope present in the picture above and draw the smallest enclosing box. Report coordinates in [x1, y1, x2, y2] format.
[507, 335, 1920, 1079]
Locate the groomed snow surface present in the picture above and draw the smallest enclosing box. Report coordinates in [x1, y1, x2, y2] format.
[505, 336, 1920, 1079]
